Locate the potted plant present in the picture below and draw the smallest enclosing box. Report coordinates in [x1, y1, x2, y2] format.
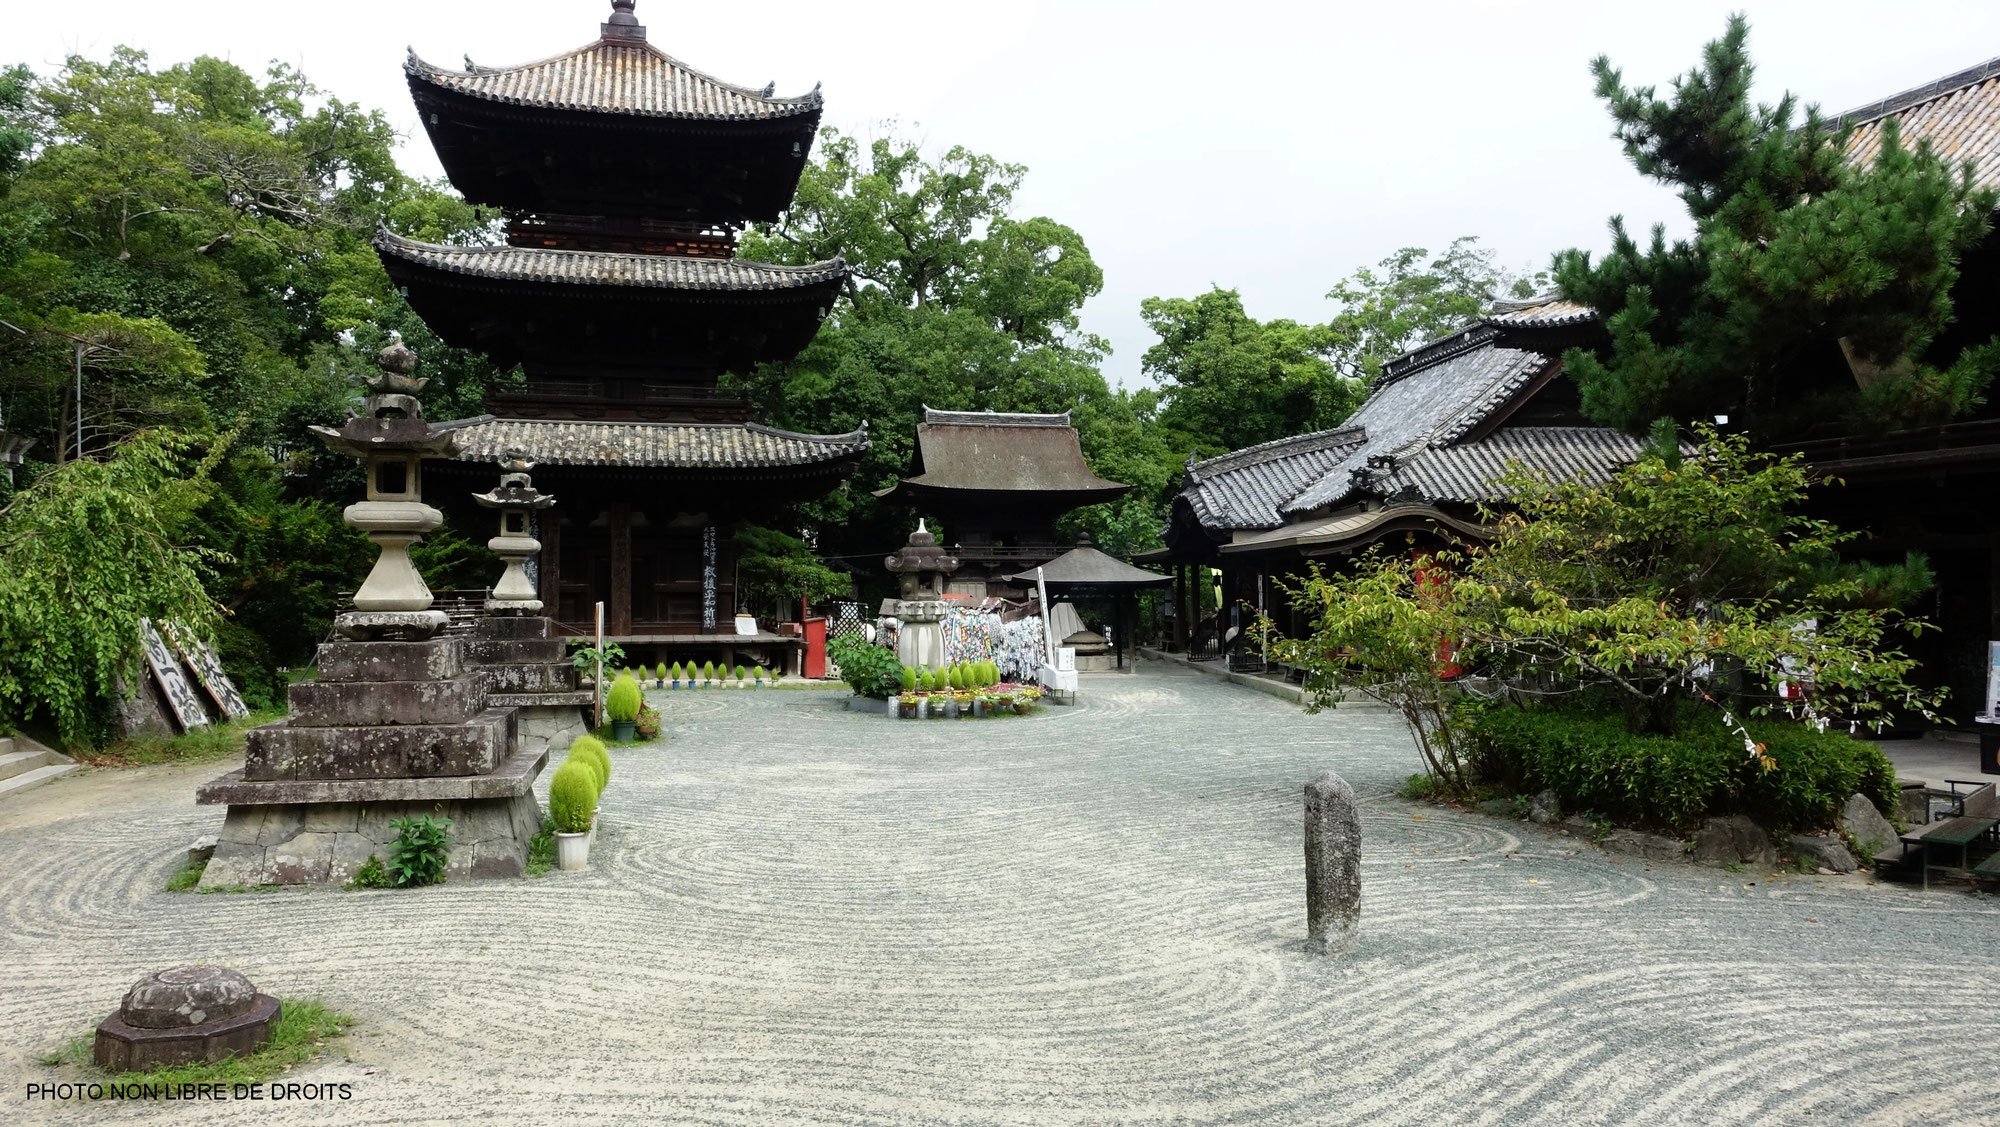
[900, 665, 918, 695]
[898, 691, 921, 719]
[606, 671, 643, 741]
[936, 689, 959, 719]
[953, 689, 974, 717]
[754, 665, 768, 687]
[654, 662, 667, 689]
[734, 664, 748, 689]
[548, 758, 599, 870]
[702, 660, 717, 688]
[667, 661, 681, 689]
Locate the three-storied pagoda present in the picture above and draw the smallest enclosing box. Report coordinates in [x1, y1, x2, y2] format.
[380, 0, 867, 667]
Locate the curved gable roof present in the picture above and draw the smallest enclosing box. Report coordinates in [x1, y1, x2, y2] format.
[407, 38, 821, 122]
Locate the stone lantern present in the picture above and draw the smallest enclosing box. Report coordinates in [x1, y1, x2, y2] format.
[472, 451, 556, 614]
[307, 340, 463, 640]
[883, 519, 959, 669]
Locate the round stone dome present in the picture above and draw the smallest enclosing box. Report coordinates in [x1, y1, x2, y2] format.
[118, 966, 259, 1029]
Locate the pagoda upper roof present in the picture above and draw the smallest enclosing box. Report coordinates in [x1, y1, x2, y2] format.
[375, 230, 845, 294]
[406, 37, 820, 124]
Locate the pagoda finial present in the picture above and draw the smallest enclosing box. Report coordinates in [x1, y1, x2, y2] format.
[603, 0, 646, 40]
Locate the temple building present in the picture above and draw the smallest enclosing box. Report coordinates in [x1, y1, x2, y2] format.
[379, 0, 867, 666]
[877, 408, 1131, 596]
[1144, 295, 1639, 658]
[1785, 55, 2000, 725]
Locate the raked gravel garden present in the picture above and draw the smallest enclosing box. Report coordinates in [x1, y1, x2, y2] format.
[3, 663, 1997, 1126]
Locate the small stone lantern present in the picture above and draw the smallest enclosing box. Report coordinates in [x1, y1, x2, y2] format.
[308, 340, 465, 640]
[473, 451, 556, 615]
[883, 519, 959, 669]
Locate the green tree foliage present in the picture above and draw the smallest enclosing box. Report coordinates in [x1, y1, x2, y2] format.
[734, 525, 852, 615]
[1142, 239, 1534, 457]
[732, 126, 1167, 565]
[0, 429, 227, 746]
[0, 46, 511, 721]
[1270, 428, 1939, 796]
[1555, 15, 2000, 435]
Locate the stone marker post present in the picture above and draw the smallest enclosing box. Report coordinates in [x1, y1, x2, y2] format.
[1305, 770, 1361, 954]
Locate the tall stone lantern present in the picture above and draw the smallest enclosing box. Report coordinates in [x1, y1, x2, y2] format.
[883, 519, 959, 669]
[309, 341, 461, 640]
[472, 452, 556, 615]
[195, 338, 545, 888]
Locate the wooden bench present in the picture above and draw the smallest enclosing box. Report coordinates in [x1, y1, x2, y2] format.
[1899, 816, 1998, 890]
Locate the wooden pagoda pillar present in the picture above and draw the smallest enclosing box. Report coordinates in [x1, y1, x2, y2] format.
[1172, 565, 1188, 651]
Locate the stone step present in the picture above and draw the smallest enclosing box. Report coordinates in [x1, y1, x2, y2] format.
[0, 736, 13, 756]
[0, 762, 80, 800]
[0, 747, 61, 781]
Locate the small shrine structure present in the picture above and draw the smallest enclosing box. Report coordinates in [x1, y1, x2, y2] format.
[1007, 535, 1170, 672]
[877, 408, 1130, 596]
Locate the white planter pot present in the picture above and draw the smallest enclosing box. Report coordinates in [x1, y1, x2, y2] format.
[556, 830, 591, 871]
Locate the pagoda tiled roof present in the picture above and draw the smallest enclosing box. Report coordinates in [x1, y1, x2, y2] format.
[406, 38, 821, 122]
[452, 418, 868, 470]
[375, 231, 845, 293]
[1836, 55, 2000, 191]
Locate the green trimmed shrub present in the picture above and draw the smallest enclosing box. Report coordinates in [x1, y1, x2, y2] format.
[734, 664, 747, 682]
[900, 664, 918, 692]
[670, 661, 685, 683]
[547, 760, 598, 833]
[567, 735, 611, 793]
[919, 669, 935, 692]
[605, 672, 643, 723]
[702, 661, 717, 684]
[1465, 701, 1898, 833]
[655, 662, 668, 681]
[754, 665, 769, 683]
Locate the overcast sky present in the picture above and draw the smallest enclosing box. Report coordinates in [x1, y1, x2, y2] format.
[12, 1, 2000, 387]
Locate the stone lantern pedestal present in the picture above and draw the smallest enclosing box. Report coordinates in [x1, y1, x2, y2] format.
[194, 342, 546, 886]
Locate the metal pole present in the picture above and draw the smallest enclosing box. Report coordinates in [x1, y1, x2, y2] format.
[74, 340, 84, 461]
[594, 600, 606, 728]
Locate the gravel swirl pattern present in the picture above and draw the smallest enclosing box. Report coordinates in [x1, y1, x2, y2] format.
[3, 664, 1996, 1125]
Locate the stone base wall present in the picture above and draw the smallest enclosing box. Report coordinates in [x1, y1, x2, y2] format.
[515, 704, 590, 754]
[198, 793, 541, 888]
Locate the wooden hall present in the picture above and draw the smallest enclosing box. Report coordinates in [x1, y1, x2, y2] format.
[382, 1, 868, 662]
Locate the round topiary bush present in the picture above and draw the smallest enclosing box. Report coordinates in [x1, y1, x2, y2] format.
[567, 735, 611, 793]
[547, 760, 599, 834]
[605, 672, 643, 723]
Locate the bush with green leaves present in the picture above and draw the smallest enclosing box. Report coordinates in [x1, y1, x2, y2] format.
[655, 662, 668, 681]
[899, 664, 918, 692]
[702, 661, 717, 684]
[547, 759, 598, 834]
[605, 672, 643, 723]
[825, 634, 897, 698]
[670, 661, 685, 683]
[1464, 700, 1896, 833]
[734, 664, 747, 682]
[754, 665, 769, 682]
[386, 812, 452, 887]
[566, 735, 610, 794]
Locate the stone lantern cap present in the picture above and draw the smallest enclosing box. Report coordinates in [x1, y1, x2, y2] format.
[473, 450, 557, 511]
[884, 519, 960, 577]
[118, 965, 259, 1029]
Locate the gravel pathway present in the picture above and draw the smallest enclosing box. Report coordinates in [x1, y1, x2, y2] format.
[4, 662, 1997, 1125]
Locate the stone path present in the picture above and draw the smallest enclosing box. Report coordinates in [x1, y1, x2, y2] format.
[3, 663, 1997, 1125]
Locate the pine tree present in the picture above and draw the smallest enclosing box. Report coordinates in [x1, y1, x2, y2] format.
[1555, 15, 2000, 436]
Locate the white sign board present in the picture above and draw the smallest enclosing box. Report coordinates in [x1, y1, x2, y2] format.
[1055, 647, 1076, 672]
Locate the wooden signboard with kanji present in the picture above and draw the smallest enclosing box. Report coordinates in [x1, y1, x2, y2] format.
[139, 618, 211, 732]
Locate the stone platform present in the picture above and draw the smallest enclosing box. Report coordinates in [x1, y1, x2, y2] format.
[196, 631, 546, 887]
